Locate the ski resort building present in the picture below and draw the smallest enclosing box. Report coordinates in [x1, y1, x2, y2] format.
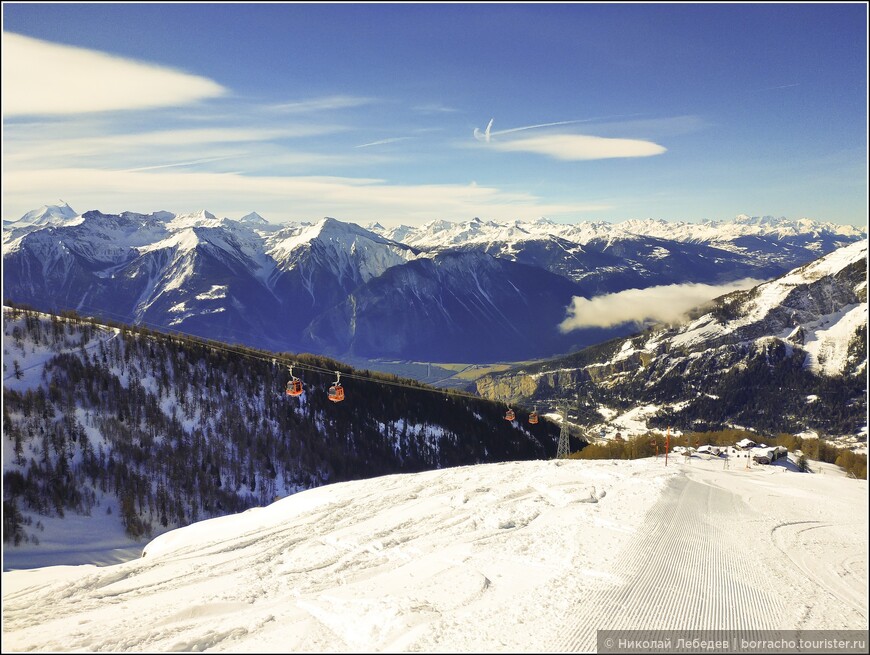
[750, 445, 788, 465]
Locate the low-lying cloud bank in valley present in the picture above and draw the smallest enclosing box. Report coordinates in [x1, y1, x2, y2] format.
[559, 279, 763, 331]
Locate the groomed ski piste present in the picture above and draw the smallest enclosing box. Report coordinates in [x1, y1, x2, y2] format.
[2, 454, 867, 652]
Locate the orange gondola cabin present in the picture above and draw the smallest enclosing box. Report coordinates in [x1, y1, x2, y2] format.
[528, 410, 539, 425]
[285, 365, 303, 397]
[328, 384, 344, 403]
[328, 371, 345, 403]
[504, 407, 515, 421]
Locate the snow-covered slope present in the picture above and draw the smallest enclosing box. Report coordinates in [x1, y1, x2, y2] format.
[476, 240, 868, 440]
[668, 239, 867, 366]
[2, 456, 866, 651]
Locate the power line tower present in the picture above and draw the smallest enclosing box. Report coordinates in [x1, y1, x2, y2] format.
[556, 405, 570, 459]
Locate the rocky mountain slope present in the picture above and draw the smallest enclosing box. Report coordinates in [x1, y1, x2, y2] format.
[475, 240, 868, 441]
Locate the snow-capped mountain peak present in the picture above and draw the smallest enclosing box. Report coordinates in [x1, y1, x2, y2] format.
[13, 201, 78, 226]
[167, 210, 219, 230]
[265, 216, 418, 284]
[733, 214, 787, 226]
[3, 203, 82, 248]
[239, 211, 269, 225]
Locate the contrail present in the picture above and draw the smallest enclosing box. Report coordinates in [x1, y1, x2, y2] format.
[473, 118, 494, 142]
[354, 136, 413, 149]
[119, 156, 235, 173]
[745, 82, 801, 94]
[474, 113, 645, 142]
[491, 119, 587, 136]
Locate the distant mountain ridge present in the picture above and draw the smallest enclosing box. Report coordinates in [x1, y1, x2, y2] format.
[369, 213, 863, 256]
[3, 204, 865, 363]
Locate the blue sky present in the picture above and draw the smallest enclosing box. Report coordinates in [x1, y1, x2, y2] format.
[2, 3, 867, 227]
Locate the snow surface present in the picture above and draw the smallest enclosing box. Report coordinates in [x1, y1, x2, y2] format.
[3, 456, 867, 652]
[802, 303, 867, 376]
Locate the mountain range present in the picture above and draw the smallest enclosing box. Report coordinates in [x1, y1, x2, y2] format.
[475, 239, 868, 442]
[2, 233, 866, 569]
[3, 203, 865, 364]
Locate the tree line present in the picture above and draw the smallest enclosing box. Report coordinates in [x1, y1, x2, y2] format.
[568, 427, 866, 479]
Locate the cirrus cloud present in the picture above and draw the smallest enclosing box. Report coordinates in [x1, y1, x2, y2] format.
[3, 166, 611, 225]
[2, 32, 226, 116]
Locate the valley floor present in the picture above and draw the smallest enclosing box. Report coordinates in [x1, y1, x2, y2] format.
[2, 456, 867, 652]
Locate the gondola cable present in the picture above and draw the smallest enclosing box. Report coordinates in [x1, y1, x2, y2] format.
[8, 300, 531, 413]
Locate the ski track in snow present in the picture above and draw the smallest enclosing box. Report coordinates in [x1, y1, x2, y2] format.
[550, 464, 868, 652]
[551, 476, 783, 651]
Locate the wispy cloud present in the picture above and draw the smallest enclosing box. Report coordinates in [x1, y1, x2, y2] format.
[265, 95, 377, 113]
[4, 125, 348, 170]
[491, 133, 666, 161]
[413, 103, 460, 114]
[2, 32, 226, 116]
[4, 167, 609, 224]
[0, 34, 629, 225]
[559, 279, 762, 331]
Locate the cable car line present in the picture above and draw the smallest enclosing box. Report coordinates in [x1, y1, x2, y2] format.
[18, 300, 543, 420]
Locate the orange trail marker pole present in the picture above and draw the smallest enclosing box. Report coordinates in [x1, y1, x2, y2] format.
[665, 426, 670, 466]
